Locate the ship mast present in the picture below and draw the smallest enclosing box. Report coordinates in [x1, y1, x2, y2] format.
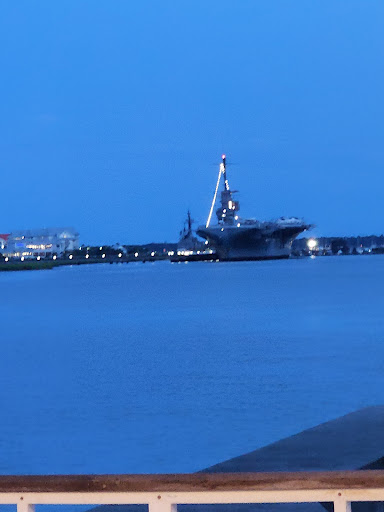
[205, 154, 240, 228]
[222, 154, 230, 191]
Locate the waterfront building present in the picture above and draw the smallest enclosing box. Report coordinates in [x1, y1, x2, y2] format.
[0, 234, 9, 251]
[4, 227, 79, 259]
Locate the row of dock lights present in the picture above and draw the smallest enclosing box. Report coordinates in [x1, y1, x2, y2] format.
[2, 250, 178, 263]
[176, 249, 214, 256]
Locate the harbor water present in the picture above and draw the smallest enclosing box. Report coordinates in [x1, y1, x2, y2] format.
[1, 256, 384, 475]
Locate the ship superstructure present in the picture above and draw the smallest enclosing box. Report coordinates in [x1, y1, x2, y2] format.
[196, 155, 310, 261]
[177, 211, 203, 252]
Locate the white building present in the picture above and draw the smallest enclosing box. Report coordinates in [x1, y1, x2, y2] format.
[4, 228, 79, 259]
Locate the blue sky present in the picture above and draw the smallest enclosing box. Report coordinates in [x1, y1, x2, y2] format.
[0, 1, 383, 244]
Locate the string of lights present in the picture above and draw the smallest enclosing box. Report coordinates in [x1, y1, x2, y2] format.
[206, 163, 224, 228]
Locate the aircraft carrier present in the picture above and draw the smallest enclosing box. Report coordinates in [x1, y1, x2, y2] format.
[196, 155, 311, 261]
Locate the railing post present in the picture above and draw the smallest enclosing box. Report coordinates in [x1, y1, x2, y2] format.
[334, 496, 352, 512]
[17, 503, 35, 512]
[149, 498, 177, 512]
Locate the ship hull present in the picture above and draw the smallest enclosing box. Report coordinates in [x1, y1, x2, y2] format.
[196, 224, 307, 261]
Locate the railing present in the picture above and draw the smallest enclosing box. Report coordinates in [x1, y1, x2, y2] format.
[1, 471, 384, 512]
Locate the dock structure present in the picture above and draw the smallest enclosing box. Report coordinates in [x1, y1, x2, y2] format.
[204, 406, 384, 473]
[198, 405, 384, 512]
[1, 407, 384, 512]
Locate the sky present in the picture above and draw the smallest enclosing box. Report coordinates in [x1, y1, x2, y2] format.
[0, 0, 383, 245]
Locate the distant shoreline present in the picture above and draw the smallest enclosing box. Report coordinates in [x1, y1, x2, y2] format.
[1, 251, 384, 272]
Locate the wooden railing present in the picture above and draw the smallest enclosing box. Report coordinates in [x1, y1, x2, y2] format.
[1, 471, 384, 512]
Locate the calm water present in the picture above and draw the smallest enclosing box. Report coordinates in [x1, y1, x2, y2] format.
[1, 256, 384, 475]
